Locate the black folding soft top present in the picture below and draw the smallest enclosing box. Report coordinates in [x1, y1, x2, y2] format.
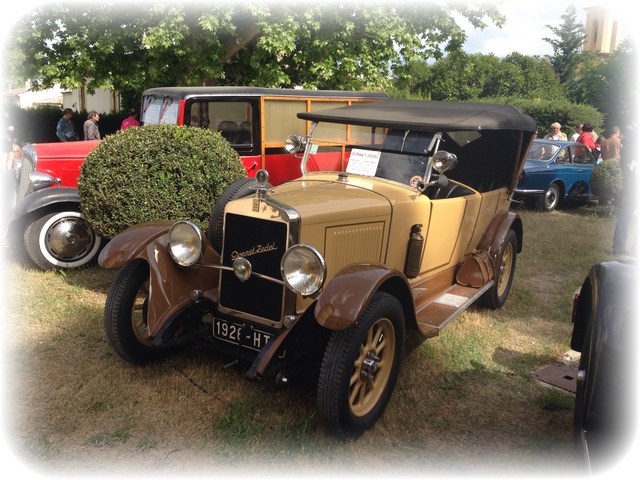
[297, 99, 537, 193]
[297, 99, 537, 133]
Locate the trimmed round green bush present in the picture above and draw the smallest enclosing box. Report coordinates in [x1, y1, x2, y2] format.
[590, 158, 624, 205]
[78, 124, 247, 238]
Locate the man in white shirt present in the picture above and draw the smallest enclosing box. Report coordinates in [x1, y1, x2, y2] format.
[570, 123, 583, 142]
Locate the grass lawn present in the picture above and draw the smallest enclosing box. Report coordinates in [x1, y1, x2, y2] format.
[1, 205, 629, 477]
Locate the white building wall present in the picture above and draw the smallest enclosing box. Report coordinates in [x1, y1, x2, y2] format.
[4, 82, 118, 113]
[4, 83, 64, 108]
[62, 87, 117, 114]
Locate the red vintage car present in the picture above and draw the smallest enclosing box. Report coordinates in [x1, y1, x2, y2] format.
[9, 140, 102, 270]
[7, 87, 387, 270]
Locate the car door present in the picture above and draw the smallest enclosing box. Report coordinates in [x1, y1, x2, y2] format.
[570, 146, 597, 195]
[553, 146, 583, 195]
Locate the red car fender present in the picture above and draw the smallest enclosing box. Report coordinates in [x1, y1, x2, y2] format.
[314, 264, 414, 331]
[99, 222, 220, 338]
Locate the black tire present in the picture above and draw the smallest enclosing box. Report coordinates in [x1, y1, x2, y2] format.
[206, 177, 272, 253]
[535, 183, 561, 212]
[481, 229, 517, 309]
[573, 319, 594, 471]
[317, 292, 405, 439]
[23, 210, 103, 270]
[104, 259, 165, 365]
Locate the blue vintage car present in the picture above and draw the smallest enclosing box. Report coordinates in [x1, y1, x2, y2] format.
[515, 139, 598, 211]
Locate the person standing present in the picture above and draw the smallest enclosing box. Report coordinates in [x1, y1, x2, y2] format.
[570, 124, 583, 142]
[576, 122, 597, 151]
[83, 111, 101, 140]
[544, 122, 568, 141]
[56, 108, 79, 142]
[601, 126, 623, 160]
[612, 136, 638, 256]
[594, 136, 604, 162]
[121, 108, 140, 130]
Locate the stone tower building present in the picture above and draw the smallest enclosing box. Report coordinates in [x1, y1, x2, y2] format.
[583, 6, 621, 54]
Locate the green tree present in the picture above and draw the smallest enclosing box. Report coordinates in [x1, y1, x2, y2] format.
[7, 2, 505, 96]
[574, 39, 638, 132]
[542, 5, 586, 87]
[394, 52, 564, 101]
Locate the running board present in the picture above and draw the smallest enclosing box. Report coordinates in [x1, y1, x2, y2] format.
[415, 281, 494, 337]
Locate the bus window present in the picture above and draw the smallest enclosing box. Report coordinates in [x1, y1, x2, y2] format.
[264, 100, 307, 143]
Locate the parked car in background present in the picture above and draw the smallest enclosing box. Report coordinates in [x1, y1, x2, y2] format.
[6, 87, 388, 270]
[2, 143, 22, 238]
[7, 140, 103, 270]
[514, 139, 597, 211]
[139, 87, 388, 186]
[570, 259, 638, 475]
[98, 99, 536, 438]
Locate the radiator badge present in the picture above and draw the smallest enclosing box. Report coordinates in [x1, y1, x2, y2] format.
[231, 243, 277, 261]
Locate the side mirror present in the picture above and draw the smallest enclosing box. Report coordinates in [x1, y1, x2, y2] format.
[423, 173, 449, 191]
[435, 174, 449, 189]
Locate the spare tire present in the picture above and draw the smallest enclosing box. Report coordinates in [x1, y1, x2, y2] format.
[206, 177, 272, 253]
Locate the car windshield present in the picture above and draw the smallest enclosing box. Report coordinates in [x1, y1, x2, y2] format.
[303, 126, 438, 188]
[345, 129, 436, 186]
[527, 141, 561, 161]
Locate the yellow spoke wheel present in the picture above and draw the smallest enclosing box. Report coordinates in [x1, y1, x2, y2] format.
[318, 292, 405, 439]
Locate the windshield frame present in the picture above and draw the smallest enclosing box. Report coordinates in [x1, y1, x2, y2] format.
[301, 123, 444, 191]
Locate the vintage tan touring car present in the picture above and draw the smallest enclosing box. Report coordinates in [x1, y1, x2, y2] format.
[99, 99, 537, 439]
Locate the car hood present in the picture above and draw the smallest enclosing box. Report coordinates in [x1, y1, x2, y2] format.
[269, 176, 392, 225]
[26, 140, 101, 159]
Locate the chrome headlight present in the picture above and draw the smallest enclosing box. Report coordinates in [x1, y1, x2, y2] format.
[432, 151, 458, 174]
[168, 221, 204, 267]
[29, 171, 57, 192]
[281, 244, 326, 296]
[285, 134, 307, 154]
[11, 156, 22, 180]
[233, 257, 252, 282]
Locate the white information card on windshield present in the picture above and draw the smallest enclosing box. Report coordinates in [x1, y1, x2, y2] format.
[346, 149, 381, 176]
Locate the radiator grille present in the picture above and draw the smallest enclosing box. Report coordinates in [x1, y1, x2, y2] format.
[63, 168, 81, 187]
[219, 213, 288, 322]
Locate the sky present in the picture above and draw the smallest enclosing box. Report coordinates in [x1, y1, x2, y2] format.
[457, 0, 630, 58]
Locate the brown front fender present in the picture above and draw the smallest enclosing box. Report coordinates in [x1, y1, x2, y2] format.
[99, 221, 220, 339]
[314, 264, 414, 331]
[98, 221, 174, 269]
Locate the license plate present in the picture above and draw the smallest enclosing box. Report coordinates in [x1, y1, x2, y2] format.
[213, 318, 273, 351]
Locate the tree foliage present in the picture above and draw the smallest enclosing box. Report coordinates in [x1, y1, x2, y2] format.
[487, 97, 603, 138]
[542, 5, 586, 86]
[393, 52, 565, 101]
[572, 39, 638, 132]
[590, 158, 624, 205]
[8, 1, 505, 96]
